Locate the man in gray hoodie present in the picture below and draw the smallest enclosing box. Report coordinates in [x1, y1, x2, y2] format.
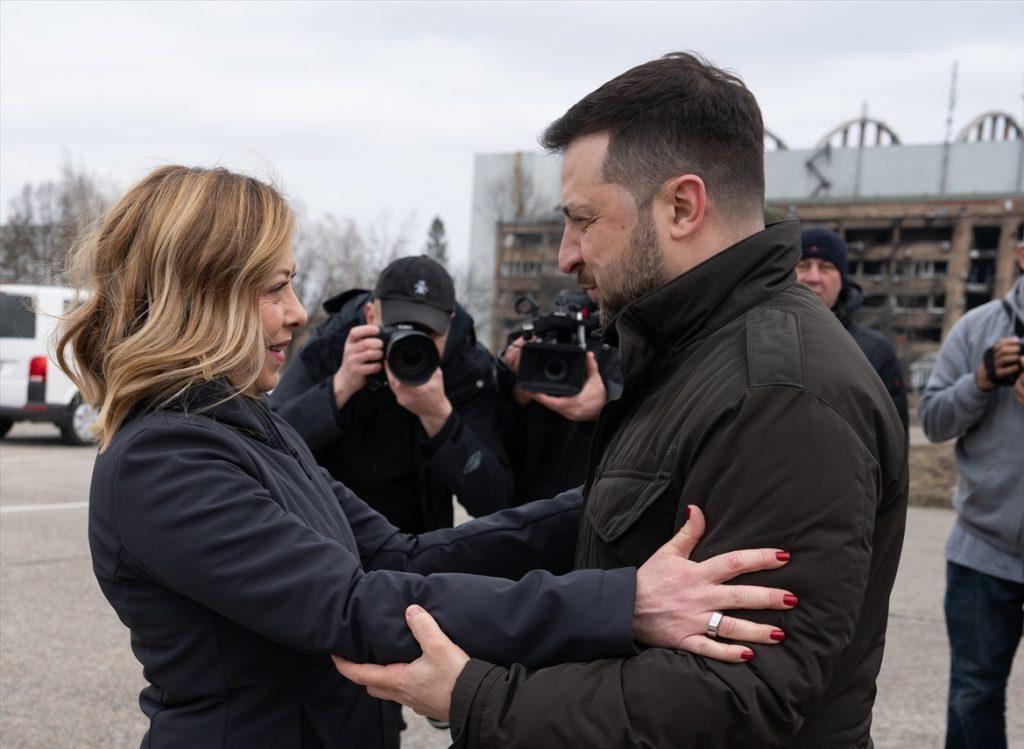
[919, 241, 1024, 749]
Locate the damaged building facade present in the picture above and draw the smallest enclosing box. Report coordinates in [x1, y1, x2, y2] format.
[468, 111, 1024, 376]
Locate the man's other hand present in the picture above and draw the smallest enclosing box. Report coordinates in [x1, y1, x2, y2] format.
[388, 365, 453, 437]
[333, 325, 384, 408]
[333, 605, 469, 722]
[634, 505, 797, 663]
[531, 351, 607, 422]
[975, 337, 1023, 392]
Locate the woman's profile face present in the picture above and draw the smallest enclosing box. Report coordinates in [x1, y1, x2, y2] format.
[256, 248, 307, 393]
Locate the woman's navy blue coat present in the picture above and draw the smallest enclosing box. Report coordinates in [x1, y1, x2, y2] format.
[88, 383, 635, 748]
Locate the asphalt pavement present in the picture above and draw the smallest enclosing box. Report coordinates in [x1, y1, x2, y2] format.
[1, 422, 1021, 748]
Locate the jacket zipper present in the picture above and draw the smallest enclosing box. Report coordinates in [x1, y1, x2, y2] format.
[251, 398, 315, 482]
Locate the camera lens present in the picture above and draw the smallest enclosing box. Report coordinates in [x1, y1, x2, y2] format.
[399, 345, 424, 369]
[386, 330, 440, 386]
[541, 355, 568, 383]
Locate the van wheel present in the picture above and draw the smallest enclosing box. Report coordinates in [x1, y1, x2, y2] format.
[0, 418, 12, 439]
[61, 396, 98, 446]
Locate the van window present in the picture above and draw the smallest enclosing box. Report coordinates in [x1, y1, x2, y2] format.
[0, 293, 37, 338]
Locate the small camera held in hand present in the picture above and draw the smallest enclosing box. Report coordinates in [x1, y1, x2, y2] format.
[378, 325, 440, 386]
[982, 337, 1024, 388]
[508, 290, 600, 397]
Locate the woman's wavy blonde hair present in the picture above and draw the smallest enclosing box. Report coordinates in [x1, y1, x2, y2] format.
[56, 165, 294, 450]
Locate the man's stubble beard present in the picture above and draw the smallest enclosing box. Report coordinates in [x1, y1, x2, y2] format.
[597, 210, 667, 326]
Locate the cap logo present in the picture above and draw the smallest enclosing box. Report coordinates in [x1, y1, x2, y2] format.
[810, 244, 820, 253]
[414, 279, 428, 296]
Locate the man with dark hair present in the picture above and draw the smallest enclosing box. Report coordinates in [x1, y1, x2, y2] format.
[337, 52, 908, 748]
[797, 227, 908, 429]
[270, 255, 513, 533]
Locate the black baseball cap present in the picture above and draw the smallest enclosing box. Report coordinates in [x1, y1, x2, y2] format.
[373, 255, 455, 335]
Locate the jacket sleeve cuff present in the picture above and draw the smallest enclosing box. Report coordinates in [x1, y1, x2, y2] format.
[597, 566, 641, 656]
[418, 409, 459, 458]
[449, 658, 505, 744]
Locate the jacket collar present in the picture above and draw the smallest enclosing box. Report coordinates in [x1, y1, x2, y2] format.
[832, 281, 864, 331]
[161, 379, 272, 443]
[609, 220, 800, 386]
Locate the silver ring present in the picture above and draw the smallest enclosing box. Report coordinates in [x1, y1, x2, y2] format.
[706, 611, 724, 638]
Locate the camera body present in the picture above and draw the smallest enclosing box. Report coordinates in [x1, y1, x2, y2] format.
[983, 337, 1024, 388]
[509, 290, 599, 397]
[377, 324, 440, 386]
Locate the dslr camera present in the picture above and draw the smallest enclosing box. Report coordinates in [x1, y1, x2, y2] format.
[507, 290, 600, 397]
[376, 324, 440, 386]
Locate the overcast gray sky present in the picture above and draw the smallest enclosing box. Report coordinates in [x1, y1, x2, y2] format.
[2, 0, 1022, 265]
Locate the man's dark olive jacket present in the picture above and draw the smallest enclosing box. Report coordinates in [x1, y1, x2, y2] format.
[450, 221, 909, 749]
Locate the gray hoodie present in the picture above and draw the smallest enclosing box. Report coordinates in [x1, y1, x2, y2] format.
[919, 277, 1024, 569]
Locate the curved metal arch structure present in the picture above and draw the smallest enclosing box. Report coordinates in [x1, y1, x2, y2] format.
[764, 129, 788, 151]
[956, 111, 1023, 142]
[815, 117, 901, 149]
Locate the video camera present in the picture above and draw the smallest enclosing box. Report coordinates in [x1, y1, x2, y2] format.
[377, 324, 440, 387]
[507, 290, 600, 396]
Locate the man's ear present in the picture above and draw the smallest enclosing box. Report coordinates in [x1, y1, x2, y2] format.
[663, 174, 707, 241]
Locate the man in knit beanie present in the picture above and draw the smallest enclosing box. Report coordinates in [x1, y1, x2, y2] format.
[797, 227, 908, 429]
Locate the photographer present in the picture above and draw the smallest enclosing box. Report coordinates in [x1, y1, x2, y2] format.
[919, 240, 1024, 749]
[497, 290, 622, 505]
[270, 255, 513, 532]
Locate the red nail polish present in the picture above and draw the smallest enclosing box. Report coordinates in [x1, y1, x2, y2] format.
[783, 594, 799, 607]
[770, 630, 786, 642]
[775, 551, 790, 562]
[685, 506, 691, 521]
[741, 650, 755, 661]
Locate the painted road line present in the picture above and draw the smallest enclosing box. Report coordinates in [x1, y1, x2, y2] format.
[0, 502, 89, 514]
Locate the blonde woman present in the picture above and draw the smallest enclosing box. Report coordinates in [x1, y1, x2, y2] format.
[58, 166, 796, 748]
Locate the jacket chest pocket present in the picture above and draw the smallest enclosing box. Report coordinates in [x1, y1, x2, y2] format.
[583, 471, 681, 568]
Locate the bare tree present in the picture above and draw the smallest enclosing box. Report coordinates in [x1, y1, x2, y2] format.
[291, 208, 415, 323]
[1, 158, 113, 284]
[476, 165, 552, 225]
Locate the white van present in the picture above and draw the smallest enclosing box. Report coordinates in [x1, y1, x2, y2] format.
[0, 284, 97, 444]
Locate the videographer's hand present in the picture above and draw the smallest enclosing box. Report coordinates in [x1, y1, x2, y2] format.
[975, 337, 1022, 392]
[634, 505, 797, 663]
[387, 364, 453, 438]
[531, 351, 607, 422]
[501, 337, 533, 407]
[333, 325, 384, 408]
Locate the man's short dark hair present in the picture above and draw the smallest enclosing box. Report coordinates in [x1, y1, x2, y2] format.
[541, 52, 765, 219]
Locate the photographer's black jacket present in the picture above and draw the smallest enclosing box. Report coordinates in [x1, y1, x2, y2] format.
[832, 282, 909, 430]
[88, 381, 636, 748]
[269, 290, 513, 532]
